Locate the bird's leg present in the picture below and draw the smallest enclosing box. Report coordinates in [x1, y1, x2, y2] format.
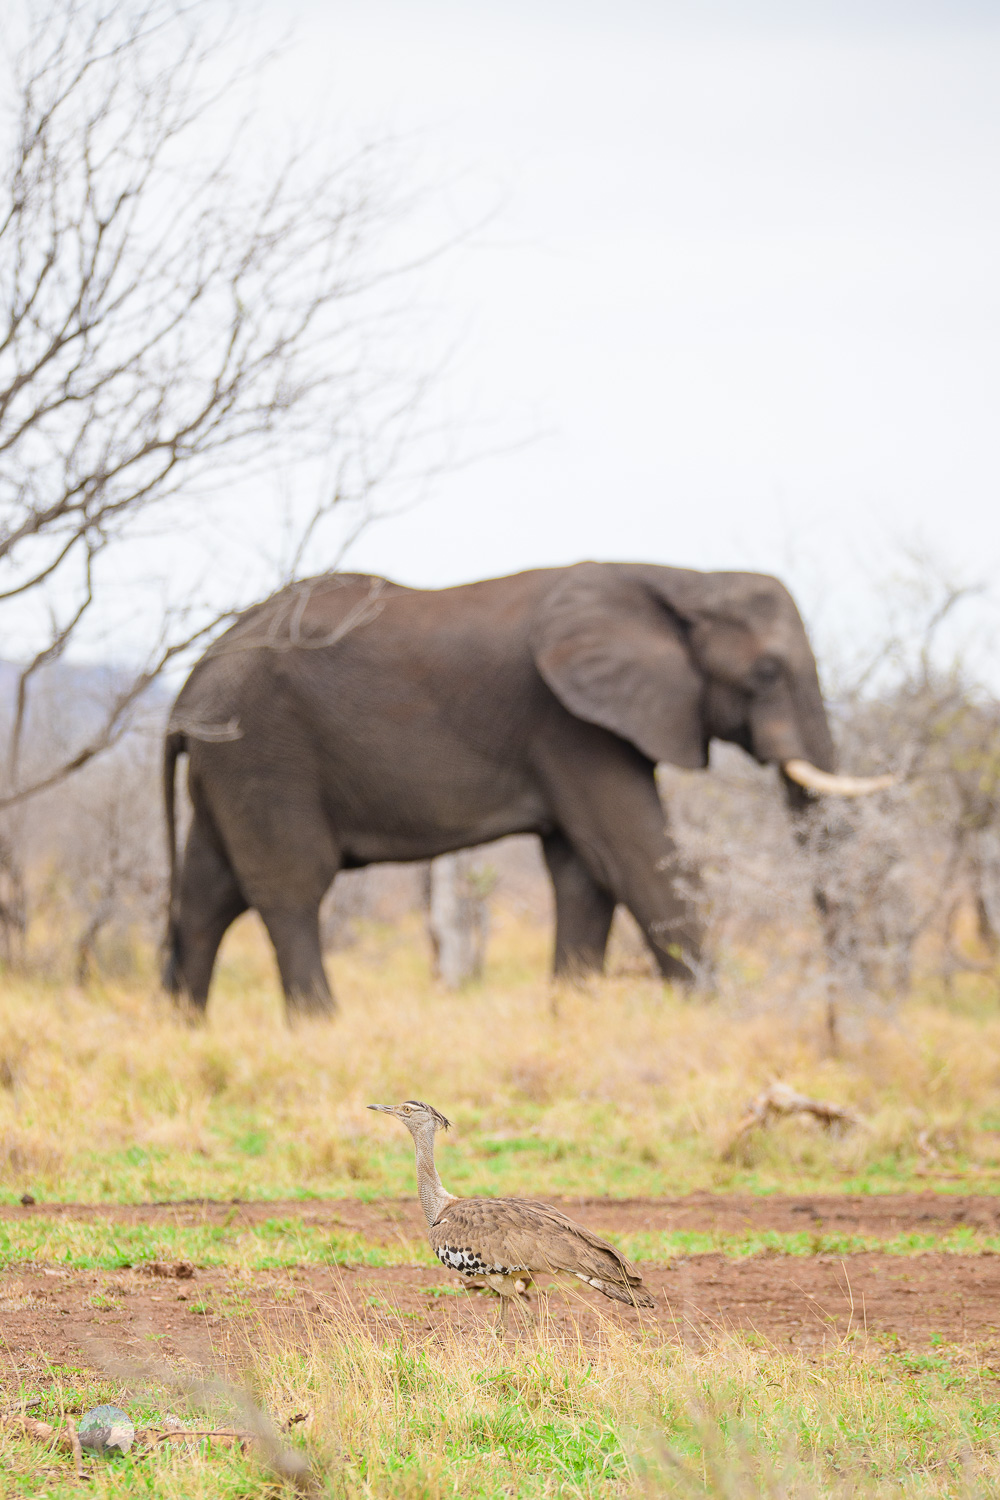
[495, 1293, 509, 1339]
[515, 1301, 534, 1339]
[515, 1280, 535, 1325]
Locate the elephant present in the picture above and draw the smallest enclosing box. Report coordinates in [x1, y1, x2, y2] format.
[163, 562, 888, 1018]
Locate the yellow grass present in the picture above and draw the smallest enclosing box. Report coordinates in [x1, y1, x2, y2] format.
[4, 1306, 1000, 1496]
[4, 912, 1000, 1496]
[1, 908, 999, 1203]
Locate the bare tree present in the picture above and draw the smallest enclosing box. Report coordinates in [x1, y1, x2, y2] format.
[426, 853, 495, 988]
[0, 0, 422, 812]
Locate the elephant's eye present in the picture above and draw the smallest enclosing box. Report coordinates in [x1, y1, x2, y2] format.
[754, 656, 781, 687]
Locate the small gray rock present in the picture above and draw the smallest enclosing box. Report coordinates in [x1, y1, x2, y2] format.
[77, 1404, 135, 1455]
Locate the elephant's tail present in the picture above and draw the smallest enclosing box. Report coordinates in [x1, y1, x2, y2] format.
[162, 729, 186, 989]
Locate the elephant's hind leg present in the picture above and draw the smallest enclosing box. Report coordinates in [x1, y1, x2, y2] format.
[167, 818, 248, 1014]
[206, 779, 339, 1022]
[256, 904, 335, 1021]
[542, 831, 615, 976]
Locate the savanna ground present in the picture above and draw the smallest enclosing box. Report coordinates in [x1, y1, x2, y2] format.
[2, 909, 1000, 1496]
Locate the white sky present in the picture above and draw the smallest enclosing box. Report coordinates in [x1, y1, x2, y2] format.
[281, 0, 1000, 659]
[11, 0, 1000, 676]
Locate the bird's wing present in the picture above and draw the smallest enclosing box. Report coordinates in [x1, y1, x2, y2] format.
[429, 1198, 532, 1275]
[432, 1197, 642, 1286]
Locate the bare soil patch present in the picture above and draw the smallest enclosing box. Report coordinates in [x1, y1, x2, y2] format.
[3, 1254, 1000, 1382]
[5, 1190, 1000, 1239]
[3, 1196, 1000, 1381]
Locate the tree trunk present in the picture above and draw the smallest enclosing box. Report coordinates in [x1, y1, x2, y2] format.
[427, 854, 487, 988]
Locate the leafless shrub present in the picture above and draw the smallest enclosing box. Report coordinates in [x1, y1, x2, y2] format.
[13, 740, 164, 981]
[60, 741, 166, 982]
[0, 820, 28, 966]
[666, 560, 1000, 1022]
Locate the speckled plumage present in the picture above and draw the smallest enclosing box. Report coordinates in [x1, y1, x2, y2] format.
[368, 1100, 655, 1322]
[430, 1196, 653, 1305]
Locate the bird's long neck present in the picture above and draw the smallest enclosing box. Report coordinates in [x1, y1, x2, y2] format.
[412, 1125, 452, 1228]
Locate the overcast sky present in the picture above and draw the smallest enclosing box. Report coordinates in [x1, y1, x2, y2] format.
[269, 0, 999, 656]
[10, 0, 1000, 673]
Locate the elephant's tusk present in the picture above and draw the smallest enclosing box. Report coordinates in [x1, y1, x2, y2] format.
[782, 759, 894, 797]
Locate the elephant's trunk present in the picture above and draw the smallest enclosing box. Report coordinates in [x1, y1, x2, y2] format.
[782, 758, 894, 798]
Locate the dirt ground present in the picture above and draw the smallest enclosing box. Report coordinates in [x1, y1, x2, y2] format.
[3, 1195, 1000, 1379]
[7, 1189, 1000, 1238]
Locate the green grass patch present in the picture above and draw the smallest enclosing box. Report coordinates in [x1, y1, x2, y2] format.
[4, 1215, 1000, 1273]
[4, 1326, 1000, 1497]
[621, 1224, 1000, 1261]
[0, 1216, 432, 1272]
[4, 1125, 1000, 1208]
[0, 1369, 267, 1499]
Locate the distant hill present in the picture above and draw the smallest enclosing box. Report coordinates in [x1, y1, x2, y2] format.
[0, 658, 170, 753]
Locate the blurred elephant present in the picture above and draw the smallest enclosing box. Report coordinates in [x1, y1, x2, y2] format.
[163, 563, 887, 1018]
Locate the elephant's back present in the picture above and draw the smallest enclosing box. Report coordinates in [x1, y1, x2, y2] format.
[168, 567, 566, 854]
[171, 564, 561, 772]
[171, 574, 405, 712]
[176, 567, 561, 718]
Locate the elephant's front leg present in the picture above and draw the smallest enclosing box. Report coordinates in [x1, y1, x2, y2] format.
[616, 818, 700, 984]
[542, 831, 616, 976]
[536, 721, 700, 984]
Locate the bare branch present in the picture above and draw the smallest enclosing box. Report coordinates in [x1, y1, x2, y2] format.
[0, 0, 446, 817]
[7, 536, 101, 780]
[0, 608, 232, 810]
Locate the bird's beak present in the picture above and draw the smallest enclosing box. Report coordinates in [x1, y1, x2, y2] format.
[367, 1104, 394, 1114]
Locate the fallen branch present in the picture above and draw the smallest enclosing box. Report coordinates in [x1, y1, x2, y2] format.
[3, 1416, 87, 1480]
[4, 1412, 304, 1478]
[82, 1344, 318, 1491]
[723, 1080, 866, 1159]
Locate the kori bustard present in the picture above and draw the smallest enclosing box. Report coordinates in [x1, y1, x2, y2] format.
[368, 1099, 655, 1330]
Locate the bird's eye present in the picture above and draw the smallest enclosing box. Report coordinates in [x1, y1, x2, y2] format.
[754, 656, 781, 687]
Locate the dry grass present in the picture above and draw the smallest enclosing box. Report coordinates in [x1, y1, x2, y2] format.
[4, 912, 1000, 1496]
[0, 908, 999, 1204]
[4, 1306, 1000, 1497]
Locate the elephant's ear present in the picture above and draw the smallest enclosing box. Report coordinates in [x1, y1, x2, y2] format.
[531, 563, 707, 768]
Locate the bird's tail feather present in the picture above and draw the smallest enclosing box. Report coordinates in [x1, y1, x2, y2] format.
[574, 1273, 655, 1308]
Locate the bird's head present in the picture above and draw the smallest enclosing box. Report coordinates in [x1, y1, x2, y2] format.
[367, 1099, 452, 1138]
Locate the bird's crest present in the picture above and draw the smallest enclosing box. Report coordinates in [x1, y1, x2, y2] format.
[405, 1100, 452, 1130]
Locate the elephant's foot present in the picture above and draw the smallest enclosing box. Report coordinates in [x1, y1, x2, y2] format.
[551, 951, 604, 981]
[160, 962, 210, 1026]
[157, 985, 210, 1027]
[172, 998, 211, 1029]
[284, 985, 338, 1025]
